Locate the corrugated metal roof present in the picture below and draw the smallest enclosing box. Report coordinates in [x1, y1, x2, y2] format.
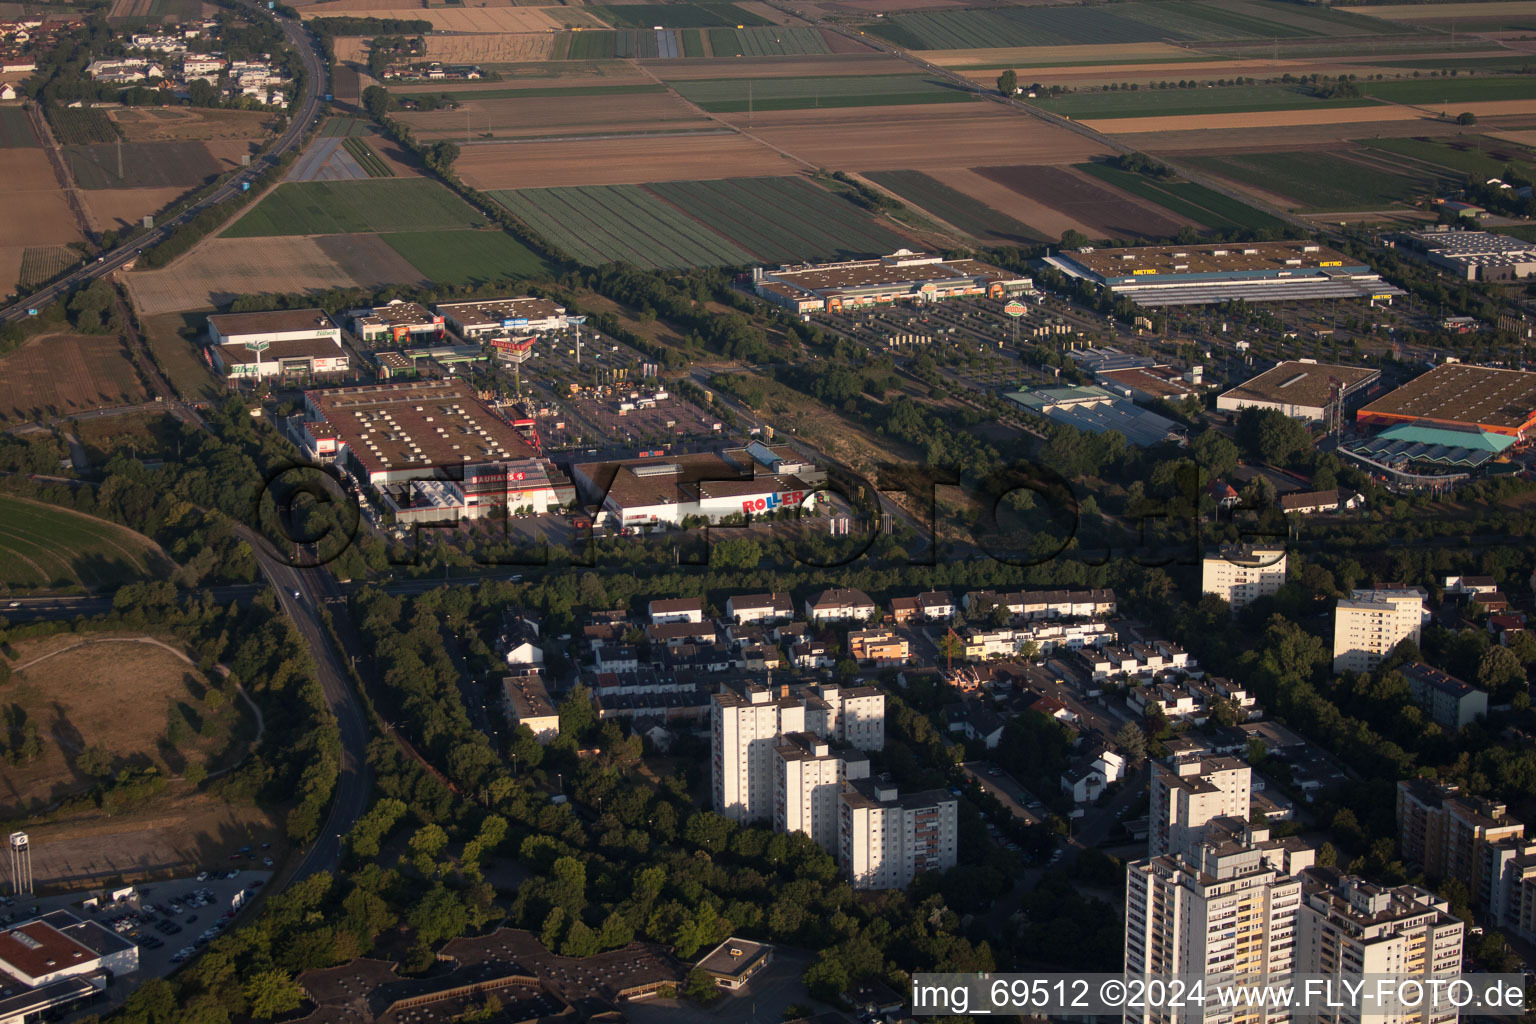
[1377, 423, 1516, 453]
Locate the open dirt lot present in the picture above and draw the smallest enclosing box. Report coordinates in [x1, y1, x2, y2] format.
[0, 333, 149, 424]
[81, 186, 186, 232]
[107, 106, 276, 142]
[975, 163, 1189, 239]
[333, 32, 561, 63]
[455, 130, 797, 187]
[0, 247, 23, 299]
[735, 103, 1112, 170]
[734, 1, 808, 26]
[125, 233, 424, 314]
[0, 635, 239, 815]
[399, 91, 711, 138]
[0, 149, 80, 247]
[1080, 103, 1430, 134]
[304, 5, 601, 28]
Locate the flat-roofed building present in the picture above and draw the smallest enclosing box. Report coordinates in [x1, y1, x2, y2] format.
[503, 673, 558, 742]
[571, 444, 824, 528]
[772, 732, 869, 854]
[350, 300, 445, 345]
[0, 921, 100, 988]
[1400, 662, 1486, 730]
[207, 307, 340, 348]
[435, 296, 567, 338]
[1201, 544, 1287, 610]
[847, 628, 908, 666]
[1045, 241, 1403, 307]
[753, 251, 1030, 313]
[1217, 360, 1380, 421]
[1333, 586, 1428, 673]
[694, 938, 772, 993]
[1357, 362, 1536, 439]
[838, 779, 957, 890]
[1150, 757, 1252, 859]
[209, 335, 349, 381]
[1400, 228, 1536, 282]
[1397, 778, 1523, 910]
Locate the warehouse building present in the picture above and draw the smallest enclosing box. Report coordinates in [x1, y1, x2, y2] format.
[298, 380, 572, 523]
[752, 251, 1031, 313]
[1358, 362, 1536, 439]
[209, 336, 349, 382]
[1044, 241, 1403, 307]
[1400, 228, 1536, 282]
[435, 297, 568, 339]
[349, 300, 445, 346]
[571, 442, 826, 528]
[206, 308, 340, 348]
[1341, 421, 1517, 487]
[1003, 385, 1184, 446]
[1217, 360, 1380, 421]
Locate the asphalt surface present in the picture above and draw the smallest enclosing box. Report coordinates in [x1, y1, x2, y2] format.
[0, 0, 326, 325]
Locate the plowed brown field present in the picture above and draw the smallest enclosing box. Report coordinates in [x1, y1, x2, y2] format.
[455, 131, 797, 187]
[975, 164, 1189, 239]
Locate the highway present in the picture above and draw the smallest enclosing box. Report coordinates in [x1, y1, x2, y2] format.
[0, 0, 326, 325]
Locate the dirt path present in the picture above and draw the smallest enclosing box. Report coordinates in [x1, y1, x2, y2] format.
[27, 101, 101, 244]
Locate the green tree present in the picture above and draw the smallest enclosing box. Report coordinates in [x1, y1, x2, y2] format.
[244, 970, 304, 1020]
[1456, 111, 1477, 126]
[1477, 644, 1525, 700]
[997, 69, 1018, 95]
[1114, 722, 1146, 766]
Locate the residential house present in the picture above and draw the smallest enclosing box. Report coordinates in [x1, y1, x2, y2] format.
[649, 597, 704, 624]
[1278, 489, 1364, 515]
[805, 588, 877, 624]
[793, 641, 835, 671]
[847, 629, 909, 667]
[917, 590, 955, 622]
[725, 592, 793, 624]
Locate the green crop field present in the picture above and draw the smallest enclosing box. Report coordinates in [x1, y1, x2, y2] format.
[47, 105, 119, 145]
[1027, 85, 1380, 120]
[673, 74, 971, 113]
[1189, 152, 1442, 211]
[320, 117, 374, 137]
[491, 184, 756, 268]
[342, 137, 394, 178]
[1075, 163, 1288, 233]
[0, 107, 36, 148]
[862, 170, 1046, 243]
[1364, 75, 1536, 105]
[682, 28, 705, 56]
[1372, 55, 1536, 73]
[870, 0, 1406, 49]
[381, 230, 549, 284]
[593, 2, 766, 28]
[433, 83, 667, 101]
[1358, 135, 1536, 180]
[18, 246, 80, 288]
[225, 179, 489, 237]
[491, 176, 908, 268]
[704, 27, 831, 56]
[0, 494, 171, 591]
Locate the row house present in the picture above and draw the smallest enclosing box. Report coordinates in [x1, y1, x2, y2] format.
[806, 588, 877, 624]
[649, 596, 704, 624]
[725, 592, 793, 624]
[961, 587, 1117, 621]
[645, 620, 718, 648]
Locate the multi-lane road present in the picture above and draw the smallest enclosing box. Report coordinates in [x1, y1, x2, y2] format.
[0, 0, 326, 325]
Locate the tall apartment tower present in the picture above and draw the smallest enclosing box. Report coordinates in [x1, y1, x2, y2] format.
[1201, 546, 1288, 611]
[712, 680, 885, 823]
[838, 778, 957, 890]
[773, 732, 870, 854]
[1397, 778, 1525, 909]
[1149, 758, 1253, 859]
[1124, 818, 1314, 1024]
[1332, 586, 1428, 674]
[1298, 872, 1464, 1024]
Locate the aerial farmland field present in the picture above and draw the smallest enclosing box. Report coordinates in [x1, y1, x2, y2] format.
[861, 169, 1047, 243]
[674, 74, 971, 113]
[592, 3, 768, 27]
[1357, 135, 1536, 180]
[65, 141, 227, 189]
[705, 27, 832, 56]
[1027, 85, 1381, 120]
[0, 495, 171, 591]
[0, 107, 37, 148]
[224, 179, 489, 237]
[975, 164, 1187, 240]
[0, 333, 149, 427]
[1363, 76, 1536, 105]
[381, 230, 550, 284]
[1074, 162, 1288, 233]
[1187, 151, 1450, 211]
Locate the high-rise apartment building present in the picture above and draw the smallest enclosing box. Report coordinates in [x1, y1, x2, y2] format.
[1332, 587, 1428, 674]
[1150, 758, 1253, 859]
[712, 681, 884, 823]
[1125, 817, 1314, 1024]
[1201, 546, 1288, 610]
[838, 778, 957, 890]
[1298, 871, 1463, 1024]
[1397, 778, 1525, 911]
[773, 732, 870, 854]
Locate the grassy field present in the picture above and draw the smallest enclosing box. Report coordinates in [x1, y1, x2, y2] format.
[1189, 151, 1442, 210]
[869, 0, 1402, 49]
[593, 2, 767, 28]
[492, 184, 756, 268]
[381, 229, 549, 283]
[225, 179, 489, 237]
[0, 107, 36, 148]
[1075, 162, 1289, 233]
[1364, 75, 1536, 104]
[342, 137, 393, 178]
[426, 83, 668, 101]
[862, 170, 1046, 243]
[673, 74, 972, 113]
[47, 105, 119, 145]
[0, 495, 171, 591]
[1027, 84, 1380, 119]
[65, 141, 224, 189]
[704, 27, 832, 57]
[492, 176, 909, 268]
[142, 312, 219, 402]
[319, 117, 374, 137]
[1357, 135, 1536, 179]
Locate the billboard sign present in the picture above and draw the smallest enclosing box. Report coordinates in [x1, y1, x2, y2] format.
[1004, 301, 1026, 318]
[502, 317, 529, 328]
[742, 489, 804, 514]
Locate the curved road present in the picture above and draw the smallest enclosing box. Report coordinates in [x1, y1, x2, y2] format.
[0, 0, 326, 325]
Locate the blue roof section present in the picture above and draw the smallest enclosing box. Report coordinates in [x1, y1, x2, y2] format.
[1377, 422, 1516, 453]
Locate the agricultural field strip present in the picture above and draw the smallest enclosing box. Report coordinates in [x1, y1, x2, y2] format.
[706, 26, 829, 57]
[1073, 162, 1283, 232]
[671, 73, 963, 112]
[577, 185, 753, 266]
[592, 3, 768, 29]
[225, 179, 487, 237]
[1026, 85, 1382, 120]
[653, 177, 895, 261]
[0, 107, 37, 148]
[1363, 76, 1536, 104]
[860, 169, 1043, 240]
[1357, 136, 1536, 178]
[418, 84, 669, 101]
[381, 230, 548, 282]
[1186, 151, 1446, 210]
[341, 137, 393, 177]
[0, 514, 150, 580]
[491, 189, 618, 266]
[494, 187, 686, 268]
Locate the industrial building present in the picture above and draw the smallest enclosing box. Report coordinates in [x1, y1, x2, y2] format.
[299, 380, 571, 523]
[1044, 241, 1403, 307]
[0, 911, 136, 1024]
[435, 297, 568, 338]
[1341, 422, 1517, 487]
[349, 300, 445, 346]
[1399, 228, 1536, 282]
[1358, 362, 1536, 439]
[752, 251, 1031, 313]
[1003, 385, 1184, 446]
[202, 308, 350, 381]
[570, 443, 826, 528]
[205, 308, 339, 348]
[1217, 360, 1380, 421]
